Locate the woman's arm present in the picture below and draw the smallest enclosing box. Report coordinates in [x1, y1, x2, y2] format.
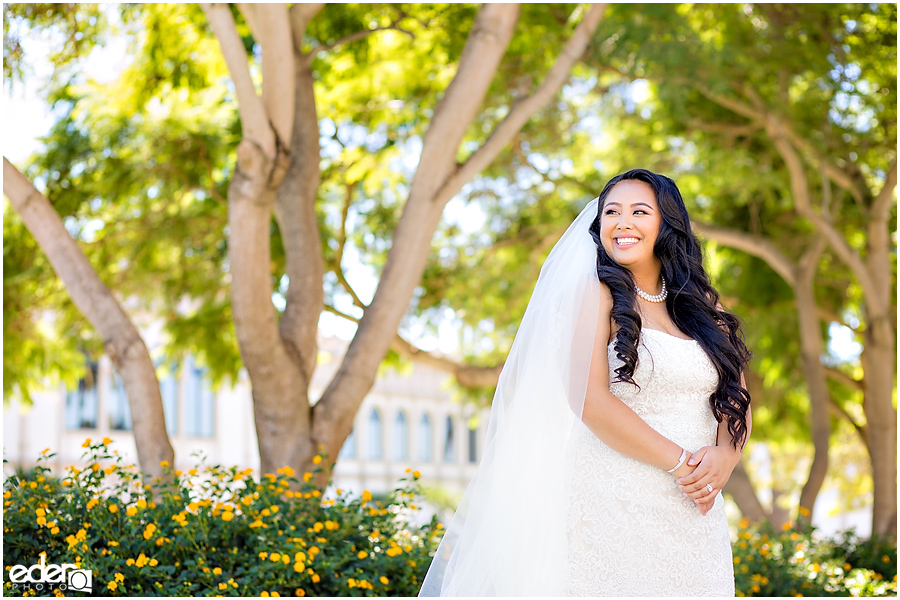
[580, 284, 697, 481]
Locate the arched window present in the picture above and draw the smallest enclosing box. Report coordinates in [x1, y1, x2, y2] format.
[419, 414, 433, 462]
[444, 416, 455, 463]
[468, 425, 478, 463]
[109, 372, 133, 431]
[394, 411, 408, 461]
[368, 408, 383, 460]
[339, 428, 356, 459]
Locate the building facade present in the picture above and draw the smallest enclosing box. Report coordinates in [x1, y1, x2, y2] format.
[2, 335, 489, 507]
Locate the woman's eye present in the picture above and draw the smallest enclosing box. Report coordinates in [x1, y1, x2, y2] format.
[634, 209, 647, 215]
[604, 209, 618, 216]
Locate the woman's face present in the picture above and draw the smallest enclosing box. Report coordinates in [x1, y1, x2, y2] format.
[599, 180, 663, 271]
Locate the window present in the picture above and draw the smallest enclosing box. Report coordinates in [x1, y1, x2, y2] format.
[368, 408, 383, 460]
[65, 363, 98, 429]
[158, 362, 179, 435]
[393, 411, 408, 461]
[444, 416, 455, 463]
[109, 372, 133, 430]
[185, 357, 214, 437]
[339, 428, 356, 459]
[419, 414, 433, 462]
[468, 425, 478, 463]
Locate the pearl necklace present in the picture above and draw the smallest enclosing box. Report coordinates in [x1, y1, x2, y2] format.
[635, 276, 667, 303]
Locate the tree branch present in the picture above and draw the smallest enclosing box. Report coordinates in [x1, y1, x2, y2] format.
[332, 183, 367, 309]
[828, 397, 868, 446]
[687, 118, 763, 137]
[764, 114, 884, 314]
[201, 3, 275, 159]
[825, 366, 864, 392]
[691, 220, 797, 286]
[433, 3, 608, 207]
[693, 83, 765, 122]
[872, 158, 898, 222]
[3, 157, 175, 478]
[390, 335, 504, 389]
[256, 4, 295, 148]
[288, 3, 325, 55]
[323, 305, 503, 388]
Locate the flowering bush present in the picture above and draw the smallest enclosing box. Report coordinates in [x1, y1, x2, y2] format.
[3, 440, 442, 597]
[732, 511, 897, 597]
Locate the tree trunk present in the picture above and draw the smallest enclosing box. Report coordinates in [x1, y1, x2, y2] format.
[795, 241, 830, 518]
[3, 158, 174, 481]
[862, 315, 897, 537]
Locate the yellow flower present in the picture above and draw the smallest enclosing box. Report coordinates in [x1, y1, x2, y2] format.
[137, 499, 147, 509]
[380, 576, 389, 585]
[42, 448, 51, 454]
[109, 540, 119, 546]
[107, 581, 117, 591]
[271, 552, 281, 562]
[35, 508, 46, 517]
[188, 469, 198, 476]
[82, 438, 92, 448]
[294, 562, 306, 573]
[311, 574, 320, 583]
[303, 472, 313, 482]
[733, 557, 740, 565]
[362, 490, 372, 502]
[126, 559, 135, 566]
[160, 460, 169, 468]
[218, 583, 227, 591]
[270, 505, 279, 514]
[358, 551, 368, 560]
[126, 506, 138, 516]
[51, 527, 60, 535]
[212, 567, 222, 575]
[36, 517, 47, 526]
[108, 504, 119, 513]
[413, 470, 421, 478]
[149, 559, 158, 567]
[312, 455, 322, 465]
[114, 573, 125, 583]
[782, 521, 793, 531]
[295, 589, 306, 597]
[102, 437, 112, 445]
[259, 552, 268, 560]
[348, 579, 357, 589]
[798, 506, 811, 517]
[261, 592, 270, 597]
[272, 593, 280, 598]
[221, 511, 234, 522]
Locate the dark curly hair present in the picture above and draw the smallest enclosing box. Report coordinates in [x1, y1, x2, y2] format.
[588, 168, 752, 449]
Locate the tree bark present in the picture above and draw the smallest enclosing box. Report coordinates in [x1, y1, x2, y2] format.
[310, 3, 610, 477]
[795, 239, 830, 517]
[203, 2, 312, 476]
[3, 158, 174, 481]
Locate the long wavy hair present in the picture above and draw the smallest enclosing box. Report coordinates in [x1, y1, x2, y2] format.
[588, 168, 752, 449]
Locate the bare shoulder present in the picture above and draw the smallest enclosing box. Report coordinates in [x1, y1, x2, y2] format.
[597, 281, 614, 311]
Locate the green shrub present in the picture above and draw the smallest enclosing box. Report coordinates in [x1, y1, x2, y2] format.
[3, 440, 442, 597]
[732, 513, 897, 597]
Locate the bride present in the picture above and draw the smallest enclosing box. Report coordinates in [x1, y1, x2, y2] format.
[419, 169, 752, 596]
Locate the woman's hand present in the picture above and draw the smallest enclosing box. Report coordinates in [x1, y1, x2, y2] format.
[675, 445, 741, 514]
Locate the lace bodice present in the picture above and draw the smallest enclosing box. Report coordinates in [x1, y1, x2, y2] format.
[564, 328, 734, 596]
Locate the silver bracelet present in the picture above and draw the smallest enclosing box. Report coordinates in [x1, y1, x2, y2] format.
[667, 448, 687, 473]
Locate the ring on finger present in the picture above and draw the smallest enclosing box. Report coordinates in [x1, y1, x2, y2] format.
[705, 483, 713, 494]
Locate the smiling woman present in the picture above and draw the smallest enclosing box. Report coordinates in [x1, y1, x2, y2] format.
[420, 169, 753, 597]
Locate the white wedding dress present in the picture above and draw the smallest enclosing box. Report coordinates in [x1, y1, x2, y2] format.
[564, 327, 735, 596]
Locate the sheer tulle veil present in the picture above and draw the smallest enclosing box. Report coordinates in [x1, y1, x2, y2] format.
[419, 198, 601, 596]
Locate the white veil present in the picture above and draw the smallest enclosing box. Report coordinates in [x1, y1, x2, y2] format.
[419, 198, 601, 596]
